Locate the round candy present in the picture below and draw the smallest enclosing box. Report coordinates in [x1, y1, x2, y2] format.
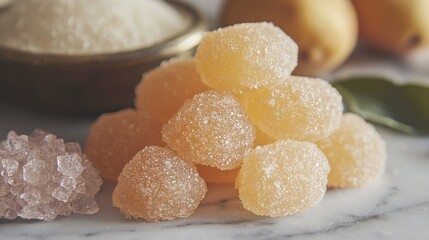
[317, 113, 386, 187]
[112, 146, 207, 221]
[135, 58, 209, 124]
[162, 90, 255, 170]
[236, 140, 330, 217]
[195, 22, 298, 93]
[244, 76, 343, 142]
[85, 109, 163, 181]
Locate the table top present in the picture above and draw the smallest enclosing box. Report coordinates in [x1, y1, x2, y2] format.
[0, 125, 428, 240]
[1, 1, 429, 239]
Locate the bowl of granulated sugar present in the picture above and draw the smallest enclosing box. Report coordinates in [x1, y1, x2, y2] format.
[0, 0, 206, 114]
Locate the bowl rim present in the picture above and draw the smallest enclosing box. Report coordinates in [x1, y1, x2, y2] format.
[0, 1, 207, 66]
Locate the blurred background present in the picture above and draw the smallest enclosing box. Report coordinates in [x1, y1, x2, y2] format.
[183, 0, 429, 79]
[0, 0, 428, 141]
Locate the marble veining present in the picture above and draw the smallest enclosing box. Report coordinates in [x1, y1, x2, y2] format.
[0, 0, 428, 237]
[0, 127, 428, 240]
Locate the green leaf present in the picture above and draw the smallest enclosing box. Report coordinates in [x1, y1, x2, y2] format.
[333, 76, 429, 135]
[399, 84, 429, 131]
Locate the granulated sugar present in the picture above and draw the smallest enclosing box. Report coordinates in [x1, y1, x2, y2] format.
[0, 0, 190, 55]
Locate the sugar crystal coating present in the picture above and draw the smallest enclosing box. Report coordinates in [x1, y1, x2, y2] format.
[0, 130, 102, 221]
[162, 90, 255, 170]
[236, 140, 329, 217]
[112, 146, 207, 221]
[135, 58, 210, 124]
[244, 76, 343, 142]
[317, 113, 386, 188]
[197, 165, 239, 184]
[85, 109, 163, 181]
[195, 22, 298, 93]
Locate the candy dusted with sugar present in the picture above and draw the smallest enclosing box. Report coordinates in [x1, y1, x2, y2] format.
[317, 113, 386, 188]
[162, 90, 255, 170]
[197, 165, 239, 184]
[135, 58, 210, 124]
[0, 130, 102, 221]
[195, 22, 298, 93]
[85, 109, 163, 181]
[236, 140, 330, 217]
[244, 76, 343, 142]
[112, 146, 207, 221]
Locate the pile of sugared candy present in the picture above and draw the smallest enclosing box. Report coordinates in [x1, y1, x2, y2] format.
[85, 22, 386, 221]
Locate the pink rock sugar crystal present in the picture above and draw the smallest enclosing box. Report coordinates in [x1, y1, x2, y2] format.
[0, 129, 102, 221]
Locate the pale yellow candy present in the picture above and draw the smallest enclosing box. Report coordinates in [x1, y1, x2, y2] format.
[317, 113, 386, 188]
[162, 90, 255, 170]
[244, 76, 343, 142]
[195, 22, 298, 93]
[112, 146, 207, 221]
[236, 140, 330, 217]
[135, 58, 209, 124]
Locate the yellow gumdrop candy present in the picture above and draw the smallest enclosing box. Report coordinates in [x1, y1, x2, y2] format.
[317, 113, 386, 188]
[236, 140, 330, 217]
[135, 58, 209, 124]
[162, 90, 255, 170]
[244, 76, 343, 142]
[113, 146, 207, 221]
[195, 22, 298, 93]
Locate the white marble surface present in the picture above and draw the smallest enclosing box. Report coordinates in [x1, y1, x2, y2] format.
[0, 124, 428, 240]
[1, 0, 429, 239]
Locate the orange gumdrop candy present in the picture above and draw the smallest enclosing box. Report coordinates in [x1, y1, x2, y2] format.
[85, 109, 163, 181]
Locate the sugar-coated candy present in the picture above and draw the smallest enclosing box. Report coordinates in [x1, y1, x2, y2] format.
[135, 58, 209, 124]
[317, 113, 386, 188]
[197, 165, 239, 184]
[85, 109, 163, 181]
[162, 90, 255, 170]
[236, 140, 329, 217]
[195, 22, 298, 93]
[244, 76, 343, 142]
[95, 22, 386, 221]
[112, 146, 207, 221]
[0, 130, 102, 221]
